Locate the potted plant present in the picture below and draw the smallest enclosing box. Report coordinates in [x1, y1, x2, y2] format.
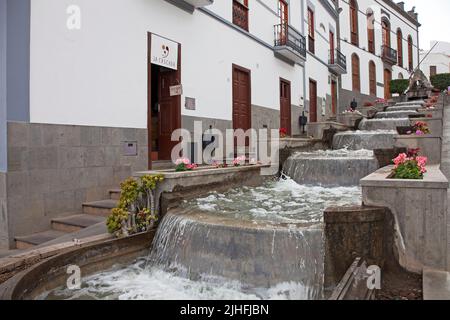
[279, 127, 288, 138]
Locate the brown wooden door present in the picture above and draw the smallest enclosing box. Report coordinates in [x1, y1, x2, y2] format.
[280, 79, 291, 136]
[331, 80, 337, 116]
[384, 68, 392, 100]
[232, 65, 251, 132]
[158, 69, 180, 160]
[309, 79, 317, 123]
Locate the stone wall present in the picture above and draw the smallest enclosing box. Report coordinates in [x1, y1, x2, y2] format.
[3, 122, 148, 248]
[0, 172, 8, 249]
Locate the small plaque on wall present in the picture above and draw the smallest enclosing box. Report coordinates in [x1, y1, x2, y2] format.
[123, 141, 138, 156]
[185, 97, 196, 110]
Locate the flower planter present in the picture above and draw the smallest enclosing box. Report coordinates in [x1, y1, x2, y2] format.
[409, 117, 443, 137]
[134, 164, 269, 210]
[417, 108, 444, 119]
[394, 134, 442, 164]
[396, 126, 414, 135]
[361, 165, 449, 273]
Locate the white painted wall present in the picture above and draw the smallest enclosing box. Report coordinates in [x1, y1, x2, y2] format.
[30, 0, 305, 129]
[303, 0, 338, 111]
[339, 0, 419, 97]
[420, 52, 450, 79]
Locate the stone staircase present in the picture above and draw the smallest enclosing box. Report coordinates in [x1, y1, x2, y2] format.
[14, 189, 120, 250]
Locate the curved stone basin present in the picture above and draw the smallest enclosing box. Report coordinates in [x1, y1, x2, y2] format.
[358, 118, 410, 131]
[375, 110, 419, 119]
[283, 149, 379, 186]
[332, 130, 397, 150]
[386, 105, 421, 112]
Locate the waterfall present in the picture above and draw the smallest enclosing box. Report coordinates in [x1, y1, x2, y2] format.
[358, 118, 411, 131]
[332, 130, 397, 150]
[148, 210, 324, 300]
[283, 149, 379, 186]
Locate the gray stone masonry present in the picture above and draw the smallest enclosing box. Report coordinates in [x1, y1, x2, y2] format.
[1, 122, 148, 249]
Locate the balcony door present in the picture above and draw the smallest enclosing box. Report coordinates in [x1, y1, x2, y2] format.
[278, 0, 288, 42]
[331, 80, 337, 116]
[329, 31, 335, 64]
[280, 78, 291, 136]
[382, 20, 390, 48]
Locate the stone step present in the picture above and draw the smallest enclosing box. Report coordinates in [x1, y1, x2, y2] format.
[82, 200, 117, 216]
[15, 230, 67, 250]
[51, 214, 105, 233]
[109, 189, 121, 200]
[423, 267, 450, 300]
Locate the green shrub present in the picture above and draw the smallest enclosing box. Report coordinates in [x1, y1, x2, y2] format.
[390, 79, 409, 94]
[431, 73, 450, 91]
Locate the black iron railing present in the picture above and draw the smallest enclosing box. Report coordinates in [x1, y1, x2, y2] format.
[274, 24, 306, 58]
[381, 45, 397, 64]
[329, 49, 347, 71]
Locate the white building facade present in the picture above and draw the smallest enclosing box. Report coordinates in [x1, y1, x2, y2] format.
[420, 41, 450, 80]
[337, 0, 420, 111]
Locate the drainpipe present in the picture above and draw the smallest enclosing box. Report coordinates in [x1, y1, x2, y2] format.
[301, 0, 307, 115]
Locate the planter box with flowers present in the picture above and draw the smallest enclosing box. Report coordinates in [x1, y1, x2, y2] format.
[337, 109, 364, 128]
[408, 117, 443, 137]
[394, 121, 442, 164]
[134, 157, 268, 212]
[361, 150, 449, 273]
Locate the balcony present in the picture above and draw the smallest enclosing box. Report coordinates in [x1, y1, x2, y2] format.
[328, 49, 347, 74]
[165, 0, 213, 12]
[381, 45, 397, 65]
[274, 24, 306, 65]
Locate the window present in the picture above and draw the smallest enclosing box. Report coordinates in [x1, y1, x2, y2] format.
[307, 7, 315, 54]
[367, 11, 375, 54]
[352, 54, 361, 92]
[349, 0, 359, 46]
[277, 0, 289, 46]
[233, 0, 249, 31]
[397, 29, 403, 67]
[430, 66, 437, 77]
[408, 36, 414, 71]
[369, 61, 377, 96]
[398, 73, 404, 79]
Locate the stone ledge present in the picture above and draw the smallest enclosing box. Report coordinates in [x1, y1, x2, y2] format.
[361, 165, 448, 189]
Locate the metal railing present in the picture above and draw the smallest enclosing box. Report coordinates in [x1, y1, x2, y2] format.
[274, 24, 306, 58]
[329, 49, 347, 71]
[381, 45, 398, 64]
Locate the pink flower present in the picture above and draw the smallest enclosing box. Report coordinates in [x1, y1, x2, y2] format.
[416, 156, 427, 167]
[416, 130, 424, 135]
[175, 158, 190, 165]
[186, 163, 198, 170]
[393, 153, 407, 166]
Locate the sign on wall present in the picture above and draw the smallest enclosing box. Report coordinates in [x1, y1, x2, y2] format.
[151, 34, 178, 70]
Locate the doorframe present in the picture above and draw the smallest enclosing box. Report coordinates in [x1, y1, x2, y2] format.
[309, 78, 318, 123]
[279, 77, 292, 136]
[147, 32, 182, 169]
[232, 64, 252, 131]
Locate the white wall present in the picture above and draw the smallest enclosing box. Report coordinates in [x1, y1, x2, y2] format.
[339, 0, 419, 97]
[30, 0, 304, 129]
[303, 0, 337, 103]
[420, 52, 450, 79]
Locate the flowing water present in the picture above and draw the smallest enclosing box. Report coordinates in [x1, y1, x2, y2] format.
[358, 118, 410, 131]
[40, 178, 362, 301]
[332, 130, 397, 150]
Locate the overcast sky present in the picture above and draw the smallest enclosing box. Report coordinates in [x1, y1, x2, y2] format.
[402, 0, 450, 50]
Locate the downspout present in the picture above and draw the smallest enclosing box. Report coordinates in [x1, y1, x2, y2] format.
[301, 0, 307, 114]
